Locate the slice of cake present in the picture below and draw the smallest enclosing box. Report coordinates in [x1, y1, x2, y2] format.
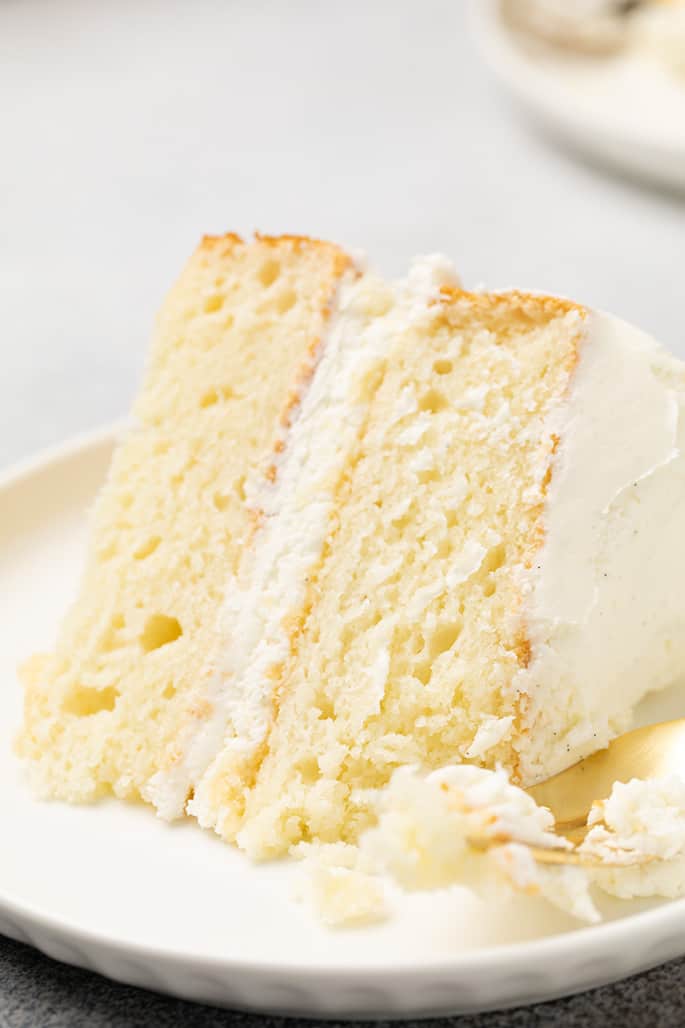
[185, 277, 685, 858]
[18, 236, 685, 871]
[17, 233, 357, 804]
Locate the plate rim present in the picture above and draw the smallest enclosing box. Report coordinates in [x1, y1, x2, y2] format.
[3, 856, 685, 977]
[4, 425, 685, 1015]
[470, 0, 685, 186]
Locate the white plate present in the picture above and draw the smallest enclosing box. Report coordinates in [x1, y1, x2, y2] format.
[472, 0, 685, 192]
[3, 427, 685, 1018]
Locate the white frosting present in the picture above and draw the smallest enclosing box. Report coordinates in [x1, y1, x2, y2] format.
[146, 257, 462, 822]
[581, 776, 685, 899]
[517, 311, 685, 781]
[405, 253, 462, 296]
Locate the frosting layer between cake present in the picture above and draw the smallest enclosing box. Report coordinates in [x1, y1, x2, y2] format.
[147, 257, 462, 821]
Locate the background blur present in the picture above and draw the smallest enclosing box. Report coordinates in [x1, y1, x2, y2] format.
[2, 0, 684, 469]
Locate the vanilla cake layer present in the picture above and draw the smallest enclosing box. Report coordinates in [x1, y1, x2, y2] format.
[18, 241, 685, 865]
[17, 234, 354, 804]
[188, 277, 685, 858]
[144, 257, 462, 820]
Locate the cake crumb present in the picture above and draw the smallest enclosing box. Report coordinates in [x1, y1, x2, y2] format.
[298, 866, 389, 928]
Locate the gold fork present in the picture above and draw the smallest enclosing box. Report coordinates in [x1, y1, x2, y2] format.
[472, 718, 685, 867]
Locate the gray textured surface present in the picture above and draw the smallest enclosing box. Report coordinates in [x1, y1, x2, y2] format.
[2, 0, 685, 1023]
[3, 934, 685, 1026]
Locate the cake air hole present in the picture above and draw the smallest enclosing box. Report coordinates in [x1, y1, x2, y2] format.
[203, 294, 224, 313]
[162, 683, 177, 700]
[429, 619, 463, 658]
[298, 822, 313, 845]
[482, 546, 506, 597]
[97, 541, 118, 562]
[339, 623, 356, 649]
[433, 359, 453, 375]
[483, 543, 507, 574]
[101, 613, 126, 653]
[315, 692, 335, 719]
[414, 661, 432, 686]
[258, 259, 281, 287]
[200, 385, 235, 408]
[451, 683, 464, 706]
[392, 513, 413, 532]
[419, 388, 448, 413]
[200, 388, 219, 408]
[213, 491, 230, 511]
[134, 536, 161, 560]
[275, 289, 297, 314]
[436, 537, 452, 559]
[357, 361, 387, 403]
[63, 685, 119, 716]
[296, 758, 321, 785]
[409, 630, 425, 655]
[140, 614, 183, 653]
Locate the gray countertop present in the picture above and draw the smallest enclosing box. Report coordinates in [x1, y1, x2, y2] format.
[3, 935, 685, 1027]
[2, 0, 685, 1023]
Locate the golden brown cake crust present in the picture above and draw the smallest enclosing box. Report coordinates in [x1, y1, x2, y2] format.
[199, 232, 354, 277]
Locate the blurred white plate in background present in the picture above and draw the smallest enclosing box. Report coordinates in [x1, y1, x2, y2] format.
[3, 428, 685, 1017]
[472, 0, 685, 192]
